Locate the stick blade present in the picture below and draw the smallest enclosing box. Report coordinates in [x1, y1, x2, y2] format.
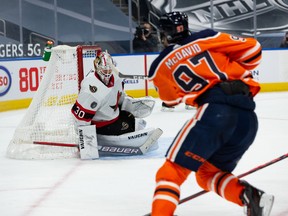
[139, 128, 163, 154]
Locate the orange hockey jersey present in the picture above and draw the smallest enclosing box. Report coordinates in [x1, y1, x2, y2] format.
[148, 29, 261, 107]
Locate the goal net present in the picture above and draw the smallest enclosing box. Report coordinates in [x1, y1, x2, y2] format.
[7, 45, 101, 159]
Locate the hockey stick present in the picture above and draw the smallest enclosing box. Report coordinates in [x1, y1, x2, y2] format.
[143, 153, 288, 216]
[89, 67, 147, 79]
[109, 60, 148, 80]
[179, 152, 288, 204]
[118, 72, 148, 80]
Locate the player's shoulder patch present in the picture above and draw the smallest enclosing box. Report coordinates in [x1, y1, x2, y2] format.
[89, 85, 97, 93]
[90, 101, 97, 109]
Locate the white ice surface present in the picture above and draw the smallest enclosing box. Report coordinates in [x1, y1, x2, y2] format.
[0, 92, 288, 216]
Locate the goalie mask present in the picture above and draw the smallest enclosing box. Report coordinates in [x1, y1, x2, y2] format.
[94, 51, 114, 85]
[159, 11, 190, 44]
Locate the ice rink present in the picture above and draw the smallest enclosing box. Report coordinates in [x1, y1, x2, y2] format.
[1, 92, 288, 216]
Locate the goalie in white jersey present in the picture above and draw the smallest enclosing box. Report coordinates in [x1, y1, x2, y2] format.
[71, 50, 162, 157]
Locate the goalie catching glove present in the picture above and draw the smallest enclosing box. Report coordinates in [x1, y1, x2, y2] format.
[121, 96, 155, 118]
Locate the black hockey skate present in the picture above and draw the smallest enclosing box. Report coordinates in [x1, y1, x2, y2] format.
[143, 214, 177, 216]
[240, 180, 274, 216]
[161, 102, 175, 112]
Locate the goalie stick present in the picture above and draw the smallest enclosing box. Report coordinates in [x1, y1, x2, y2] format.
[89, 68, 148, 79]
[143, 152, 288, 215]
[109, 60, 148, 80]
[118, 72, 148, 80]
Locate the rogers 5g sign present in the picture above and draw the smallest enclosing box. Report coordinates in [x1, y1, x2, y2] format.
[0, 66, 12, 96]
[0, 43, 41, 58]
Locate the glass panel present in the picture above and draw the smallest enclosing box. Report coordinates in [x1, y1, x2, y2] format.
[57, 12, 92, 45]
[57, 0, 91, 16]
[0, 1, 20, 43]
[2, 0, 288, 58]
[93, 0, 135, 54]
[255, 0, 288, 48]
[210, 0, 255, 36]
[21, 0, 55, 57]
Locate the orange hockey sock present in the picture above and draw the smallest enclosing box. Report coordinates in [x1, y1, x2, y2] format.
[151, 160, 191, 216]
[196, 161, 245, 206]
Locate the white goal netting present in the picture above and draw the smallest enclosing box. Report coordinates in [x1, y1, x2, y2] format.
[7, 45, 100, 159]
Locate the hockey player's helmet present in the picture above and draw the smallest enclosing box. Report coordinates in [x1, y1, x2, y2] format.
[94, 50, 114, 85]
[159, 11, 190, 44]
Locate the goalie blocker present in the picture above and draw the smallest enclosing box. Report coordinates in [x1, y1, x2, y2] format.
[78, 125, 99, 160]
[76, 125, 162, 159]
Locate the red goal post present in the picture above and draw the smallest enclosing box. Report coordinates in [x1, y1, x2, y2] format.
[76, 45, 101, 90]
[7, 45, 101, 160]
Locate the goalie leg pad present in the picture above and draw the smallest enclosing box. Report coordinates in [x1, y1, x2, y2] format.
[97, 127, 163, 153]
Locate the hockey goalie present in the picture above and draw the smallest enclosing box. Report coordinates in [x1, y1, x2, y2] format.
[71, 50, 162, 159]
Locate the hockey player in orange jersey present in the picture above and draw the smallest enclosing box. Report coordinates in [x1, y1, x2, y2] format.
[147, 11, 274, 216]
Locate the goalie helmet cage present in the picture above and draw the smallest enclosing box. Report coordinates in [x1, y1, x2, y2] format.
[7, 45, 101, 159]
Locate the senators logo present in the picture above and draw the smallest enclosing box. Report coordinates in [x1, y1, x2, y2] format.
[121, 122, 129, 130]
[89, 85, 97, 93]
